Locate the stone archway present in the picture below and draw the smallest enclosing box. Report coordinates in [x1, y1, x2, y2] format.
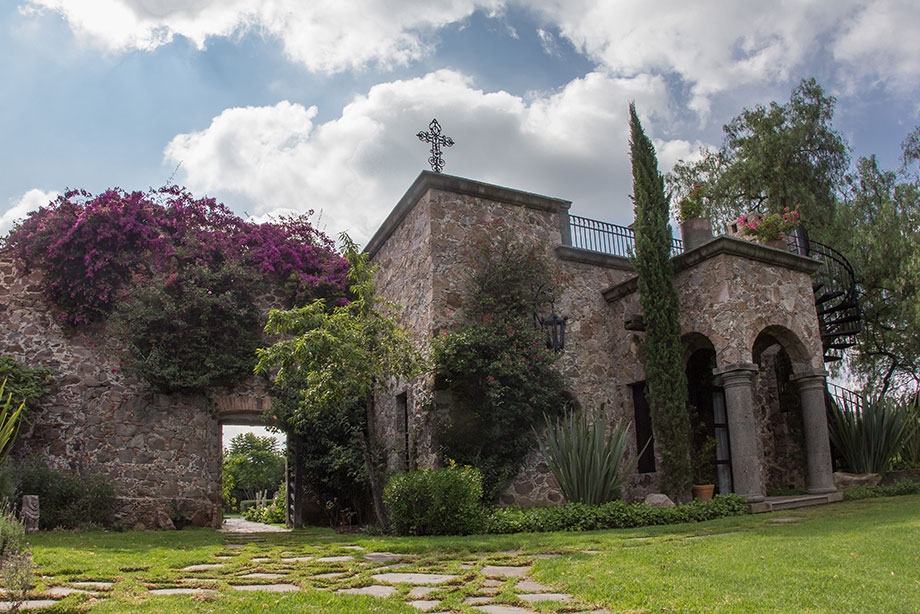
[751, 325, 835, 495]
[682, 333, 733, 495]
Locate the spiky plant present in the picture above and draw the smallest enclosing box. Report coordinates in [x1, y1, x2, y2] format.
[827, 393, 919, 473]
[536, 410, 646, 505]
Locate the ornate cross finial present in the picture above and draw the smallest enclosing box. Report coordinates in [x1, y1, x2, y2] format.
[416, 118, 454, 173]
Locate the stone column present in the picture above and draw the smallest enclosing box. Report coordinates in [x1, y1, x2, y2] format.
[714, 363, 765, 502]
[792, 372, 837, 494]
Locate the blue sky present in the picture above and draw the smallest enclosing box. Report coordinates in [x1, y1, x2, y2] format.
[2, 1, 919, 243]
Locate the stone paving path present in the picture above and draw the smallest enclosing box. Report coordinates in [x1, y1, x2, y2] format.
[29, 530, 620, 612]
[220, 516, 291, 533]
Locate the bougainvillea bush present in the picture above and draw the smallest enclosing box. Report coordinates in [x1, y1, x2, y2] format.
[3, 186, 348, 392]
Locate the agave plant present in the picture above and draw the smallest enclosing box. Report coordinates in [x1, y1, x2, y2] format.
[896, 394, 920, 468]
[826, 392, 918, 474]
[536, 410, 646, 505]
[0, 379, 24, 464]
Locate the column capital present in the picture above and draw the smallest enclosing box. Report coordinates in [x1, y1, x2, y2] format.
[713, 363, 758, 388]
[791, 367, 828, 381]
[790, 370, 828, 392]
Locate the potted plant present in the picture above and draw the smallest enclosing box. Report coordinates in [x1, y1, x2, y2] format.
[691, 435, 718, 501]
[678, 183, 712, 251]
[737, 206, 800, 249]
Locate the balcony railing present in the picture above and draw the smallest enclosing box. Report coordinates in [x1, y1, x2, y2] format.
[568, 214, 684, 258]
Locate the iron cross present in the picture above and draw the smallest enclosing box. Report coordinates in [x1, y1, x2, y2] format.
[416, 118, 454, 173]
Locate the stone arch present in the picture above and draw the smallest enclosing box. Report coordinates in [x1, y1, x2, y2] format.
[682, 332, 733, 494]
[750, 325, 813, 493]
[751, 324, 813, 374]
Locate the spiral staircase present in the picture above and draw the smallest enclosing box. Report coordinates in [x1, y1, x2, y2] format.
[787, 232, 862, 363]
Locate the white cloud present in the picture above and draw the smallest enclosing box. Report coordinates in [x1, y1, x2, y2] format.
[24, 0, 501, 73]
[164, 70, 688, 243]
[832, 0, 920, 92]
[1, 189, 58, 235]
[28, 1, 920, 116]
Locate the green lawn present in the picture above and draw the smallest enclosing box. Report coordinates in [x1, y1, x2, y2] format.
[25, 495, 920, 613]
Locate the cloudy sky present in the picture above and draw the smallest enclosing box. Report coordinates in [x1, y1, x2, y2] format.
[2, 1, 919, 244]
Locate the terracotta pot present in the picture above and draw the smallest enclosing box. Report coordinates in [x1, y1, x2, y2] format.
[680, 217, 713, 251]
[691, 484, 715, 501]
[764, 235, 787, 250]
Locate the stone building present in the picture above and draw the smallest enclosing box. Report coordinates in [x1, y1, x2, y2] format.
[367, 171, 846, 506]
[0, 169, 852, 528]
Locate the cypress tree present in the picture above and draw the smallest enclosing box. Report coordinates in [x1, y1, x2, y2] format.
[628, 103, 692, 500]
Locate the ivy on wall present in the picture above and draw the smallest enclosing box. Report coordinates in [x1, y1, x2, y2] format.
[431, 222, 573, 501]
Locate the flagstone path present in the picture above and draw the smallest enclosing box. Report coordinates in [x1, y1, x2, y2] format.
[28, 530, 620, 613]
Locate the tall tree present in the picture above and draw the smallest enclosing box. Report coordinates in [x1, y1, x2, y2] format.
[834, 150, 920, 396]
[668, 78, 849, 238]
[255, 235, 423, 529]
[629, 103, 692, 500]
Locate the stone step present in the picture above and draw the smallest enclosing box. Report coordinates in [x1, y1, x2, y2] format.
[748, 491, 843, 514]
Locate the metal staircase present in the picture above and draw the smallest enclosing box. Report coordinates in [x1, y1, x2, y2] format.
[788, 232, 862, 363]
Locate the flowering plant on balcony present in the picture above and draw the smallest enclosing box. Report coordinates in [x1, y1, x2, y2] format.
[678, 183, 705, 222]
[738, 206, 800, 242]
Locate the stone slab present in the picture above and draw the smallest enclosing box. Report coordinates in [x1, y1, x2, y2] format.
[337, 585, 397, 597]
[231, 584, 301, 592]
[372, 572, 456, 585]
[181, 564, 225, 571]
[281, 556, 314, 563]
[47, 587, 91, 596]
[72, 582, 114, 588]
[250, 557, 271, 562]
[531, 554, 560, 559]
[341, 545, 365, 550]
[472, 606, 535, 614]
[409, 587, 437, 597]
[464, 596, 492, 605]
[515, 580, 551, 592]
[518, 593, 571, 602]
[0, 600, 59, 610]
[482, 579, 503, 587]
[239, 573, 286, 579]
[316, 556, 353, 563]
[312, 572, 347, 579]
[408, 600, 442, 611]
[364, 552, 404, 562]
[481, 565, 530, 578]
[149, 588, 215, 595]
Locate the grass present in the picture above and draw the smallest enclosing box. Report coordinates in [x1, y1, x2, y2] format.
[21, 495, 920, 613]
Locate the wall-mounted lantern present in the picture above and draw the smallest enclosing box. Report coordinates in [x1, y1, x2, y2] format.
[540, 311, 568, 351]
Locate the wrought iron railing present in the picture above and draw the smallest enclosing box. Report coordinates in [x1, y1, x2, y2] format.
[826, 381, 864, 414]
[568, 214, 684, 258]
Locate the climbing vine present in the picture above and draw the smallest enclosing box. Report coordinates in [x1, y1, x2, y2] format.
[431, 222, 573, 501]
[4, 186, 349, 393]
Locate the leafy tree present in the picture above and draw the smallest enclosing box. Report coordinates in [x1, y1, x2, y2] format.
[668, 78, 849, 238]
[255, 235, 424, 529]
[834, 150, 920, 395]
[630, 103, 692, 500]
[431, 223, 572, 501]
[222, 433, 285, 503]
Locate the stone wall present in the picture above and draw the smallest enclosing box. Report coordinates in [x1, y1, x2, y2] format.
[0, 256, 271, 529]
[368, 174, 826, 508]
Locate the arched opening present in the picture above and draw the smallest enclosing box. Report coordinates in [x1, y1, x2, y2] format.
[752, 327, 810, 494]
[683, 334, 733, 494]
[216, 396, 288, 527]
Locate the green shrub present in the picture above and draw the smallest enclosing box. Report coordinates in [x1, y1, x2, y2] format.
[0, 504, 24, 560]
[537, 410, 643, 505]
[842, 481, 920, 501]
[0, 357, 53, 424]
[827, 394, 917, 473]
[483, 494, 748, 534]
[17, 463, 116, 530]
[384, 465, 484, 536]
